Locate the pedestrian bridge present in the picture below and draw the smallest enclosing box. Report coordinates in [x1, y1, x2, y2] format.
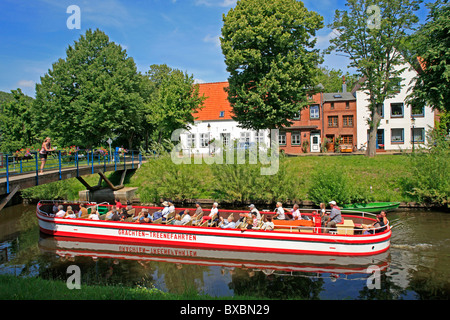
[0, 150, 145, 210]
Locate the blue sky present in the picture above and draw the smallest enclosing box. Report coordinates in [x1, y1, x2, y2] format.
[0, 0, 432, 97]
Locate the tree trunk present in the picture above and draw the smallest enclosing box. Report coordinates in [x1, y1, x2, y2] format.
[366, 103, 383, 157]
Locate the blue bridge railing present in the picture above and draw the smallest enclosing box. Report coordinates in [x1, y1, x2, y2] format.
[0, 149, 143, 194]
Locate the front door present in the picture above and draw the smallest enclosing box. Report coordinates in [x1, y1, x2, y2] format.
[376, 129, 385, 149]
[310, 133, 320, 153]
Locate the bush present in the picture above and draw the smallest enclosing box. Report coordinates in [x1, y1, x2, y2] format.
[401, 130, 450, 208]
[307, 166, 351, 206]
[210, 152, 300, 204]
[131, 154, 208, 203]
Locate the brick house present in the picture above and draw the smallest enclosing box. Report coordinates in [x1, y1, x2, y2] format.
[279, 82, 357, 154]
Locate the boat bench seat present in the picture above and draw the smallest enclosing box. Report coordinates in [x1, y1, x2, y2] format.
[337, 219, 355, 235]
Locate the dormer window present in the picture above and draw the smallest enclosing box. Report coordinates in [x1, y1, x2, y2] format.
[219, 111, 225, 118]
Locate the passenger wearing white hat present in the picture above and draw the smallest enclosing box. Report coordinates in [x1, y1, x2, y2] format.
[161, 201, 171, 220]
[249, 204, 261, 226]
[324, 201, 342, 233]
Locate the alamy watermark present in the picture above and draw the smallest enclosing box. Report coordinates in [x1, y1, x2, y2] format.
[170, 128, 280, 176]
[66, 5, 81, 30]
[66, 265, 81, 290]
[366, 265, 381, 289]
[367, 5, 381, 30]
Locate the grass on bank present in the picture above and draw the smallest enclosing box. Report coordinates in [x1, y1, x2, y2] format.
[129, 153, 413, 205]
[0, 274, 247, 300]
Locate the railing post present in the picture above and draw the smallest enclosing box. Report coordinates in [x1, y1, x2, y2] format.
[76, 151, 79, 177]
[91, 151, 94, 174]
[20, 158, 23, 174]
[123, 151, 126, 170]
[139, 153, 142, 167]
[114, 152, 117, 171]
[58, 151, 62, 180]
[35, 152, 39, 186]
[5, 154, 9, 194]
[131, 151, 134, 169]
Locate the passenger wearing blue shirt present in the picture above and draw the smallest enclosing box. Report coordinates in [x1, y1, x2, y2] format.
[219, 215, 236, 229]
[324, 201, 342, 233]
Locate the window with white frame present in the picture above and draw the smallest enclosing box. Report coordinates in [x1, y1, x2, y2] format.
[255, 130, 264, 144]
[291, 131, 301, 145]
[221, 132, 230, 147]
[279, 132, 286, 145]
[391, 128, 404, 143]
[240, 132, 250, 143]
[200, 133, 210, 148]
[310, 105, 320, 119]
[187, 134, 196, 148]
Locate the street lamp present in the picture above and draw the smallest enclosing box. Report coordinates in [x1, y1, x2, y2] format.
[411, 115, 416, 153]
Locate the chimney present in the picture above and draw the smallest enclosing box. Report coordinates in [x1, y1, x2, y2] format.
[342, 76, 347, 93]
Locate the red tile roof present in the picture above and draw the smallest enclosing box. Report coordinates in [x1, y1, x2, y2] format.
[195, 82, 234, 121]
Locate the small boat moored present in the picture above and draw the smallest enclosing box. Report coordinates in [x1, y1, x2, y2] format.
[36, 201, 392, 257]
[342, 202, 400, 213]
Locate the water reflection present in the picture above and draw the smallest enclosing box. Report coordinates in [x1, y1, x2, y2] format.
[36, 235, 391, 298]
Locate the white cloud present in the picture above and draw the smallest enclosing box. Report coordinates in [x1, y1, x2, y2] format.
[195, 0, 237, 7]
[203, 34, 221, 47]
[315, 29, 339, 49]
[17, 80, 35, 88]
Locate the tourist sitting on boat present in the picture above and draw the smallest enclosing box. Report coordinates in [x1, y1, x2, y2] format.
[64, 206, 77, 219]
[119, 208, 130, 221]
[195, 202, 203, 216]
[55, 205, 66, 218]
[110, 210, 121, 221]
[168, 200, 175, 214]
[201, 202, 219, 223]
[78, 203, 89, 219]
[88, 208, 99, 220]
[324, 201, 342, 233]
[134, 209, 152, 223]
[286, 204, 302, 220]
[362, 211, 388, 234]
[171, 210, 192, 225]
[249, 204, 261, 227]
[52, 203, 59, 215]
[261, 216, 274, 231]
[104, 205, 117, 220]
[115, 198, 123, 210]
[219, 215, 236, 229]
[273, 202, 286, 220]
[159, 201, 171, 221]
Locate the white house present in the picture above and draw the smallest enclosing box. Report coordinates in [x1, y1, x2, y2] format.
[179, 82, 270, 155]
[355, 61, 435, 151]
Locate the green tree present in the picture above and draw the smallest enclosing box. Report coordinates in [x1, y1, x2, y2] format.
[33, 29, 144, 149]
[327, 0, 421, 157]
[142, 64, 205, 146]
[407, 0, 449, 113]
[220, 0, 324, 130]
[316, 67, 359, 93]
[0, 89, 35, 152]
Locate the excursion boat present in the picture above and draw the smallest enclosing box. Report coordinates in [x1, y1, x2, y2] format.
[341, 202, 400, 213]
[36, 201, 392, 256]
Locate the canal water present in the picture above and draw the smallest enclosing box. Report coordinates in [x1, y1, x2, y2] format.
[0, 203, 449, 300]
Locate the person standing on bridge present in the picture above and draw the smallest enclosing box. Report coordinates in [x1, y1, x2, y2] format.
[39, 137, 55, 174]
